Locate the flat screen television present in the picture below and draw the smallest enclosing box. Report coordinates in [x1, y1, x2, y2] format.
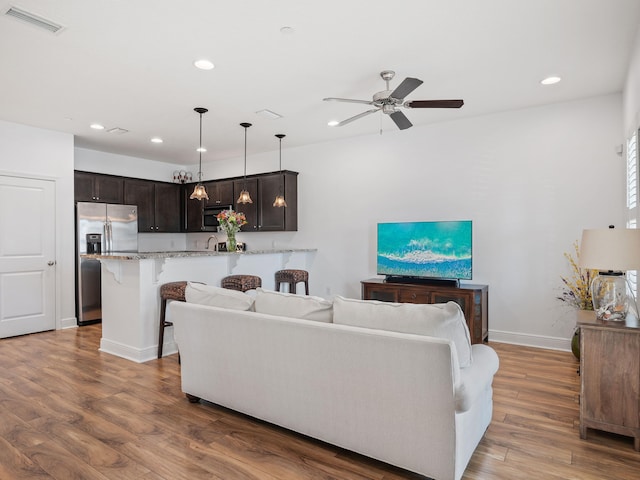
[377, 220, 472, 283]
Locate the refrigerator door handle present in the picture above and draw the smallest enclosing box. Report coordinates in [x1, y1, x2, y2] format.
[104, 221, 111, 253]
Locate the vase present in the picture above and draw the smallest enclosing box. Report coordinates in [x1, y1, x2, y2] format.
[571, 327, 580, 360]
[227, 233, 237, 252]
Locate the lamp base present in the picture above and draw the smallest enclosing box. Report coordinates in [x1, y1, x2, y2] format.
[591, 272, 629, 321]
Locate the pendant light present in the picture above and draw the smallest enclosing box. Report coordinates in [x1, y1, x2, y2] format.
[273, 134, 287, 207]
[237, 122, 253, 204]
[189, 107, 209, 201]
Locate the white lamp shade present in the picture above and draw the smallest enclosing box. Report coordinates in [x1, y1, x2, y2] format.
[579, 228, 640, 271]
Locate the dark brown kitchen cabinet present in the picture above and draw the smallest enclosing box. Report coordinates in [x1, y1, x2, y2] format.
[361, 278, 489, 344]
[124, 179, 181, 232]
[257, 172, 298, 231]
[184, 180, 235, 232]
[74, 171, 123, 204]
[204, 180, 234, 206]
[233, 172, 298, 232]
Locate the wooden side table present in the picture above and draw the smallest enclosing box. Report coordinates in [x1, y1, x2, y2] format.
[577, 309, 640, 450]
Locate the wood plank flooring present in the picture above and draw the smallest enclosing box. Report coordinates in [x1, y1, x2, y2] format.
[1, 325, 639, 479]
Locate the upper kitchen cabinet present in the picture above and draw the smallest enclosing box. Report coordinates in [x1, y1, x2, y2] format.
[258, 172, 297, 231]
[233, 171, 298, 232]
[124, 179, 181, 232]
[74, 171, 124, 204]
[204, 180, 234, 207]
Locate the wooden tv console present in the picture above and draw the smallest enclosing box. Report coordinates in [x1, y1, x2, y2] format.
[361, 278, 488, 344]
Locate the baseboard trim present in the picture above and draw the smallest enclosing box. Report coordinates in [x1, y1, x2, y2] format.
[488, 329, 571, 352]
[59, 316, 78, 329]
[99, 337, 178, 363]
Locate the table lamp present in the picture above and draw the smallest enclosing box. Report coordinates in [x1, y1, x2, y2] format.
[579, 226, 640, 320]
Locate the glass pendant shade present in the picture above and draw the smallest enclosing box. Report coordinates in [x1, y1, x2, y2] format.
[273, 133, 286, 208]
[273, 195, 287, 207]
[237, 122, 252, 204]
[191, 107, 209, 201]
[190, 183, 208, 200]
[579, 227, 640, 321]
[237, 189, 253, 204]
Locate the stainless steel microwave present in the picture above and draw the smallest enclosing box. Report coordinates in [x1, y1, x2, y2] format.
[202, 204, 233, 230]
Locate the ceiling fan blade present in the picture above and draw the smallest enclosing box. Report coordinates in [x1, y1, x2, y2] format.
[405, 99, 464, 109]
[389, 111, 413, 130]
[335, 109, 379, 126]
[323, 97, 374, 105]
[390, 77, 423, 101]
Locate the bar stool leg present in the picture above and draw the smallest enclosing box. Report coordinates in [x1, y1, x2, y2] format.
[158, 298, 173, 359]
[290, 282, 296, 294]
[275, 280, 281, 292]
[305, 280, 309, 295]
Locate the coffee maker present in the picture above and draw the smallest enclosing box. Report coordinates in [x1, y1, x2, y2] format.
[86, 233, 102, 254]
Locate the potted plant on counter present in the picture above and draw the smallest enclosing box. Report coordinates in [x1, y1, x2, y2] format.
[216, 210, 247, 252]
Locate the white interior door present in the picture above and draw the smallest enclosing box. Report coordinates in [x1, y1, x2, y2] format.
[0, 175, 56, 338]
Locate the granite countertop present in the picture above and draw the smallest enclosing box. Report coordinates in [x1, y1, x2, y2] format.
[82, 248, 317, 260]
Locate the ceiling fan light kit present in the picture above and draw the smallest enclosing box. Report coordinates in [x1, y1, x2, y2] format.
[323, 70, 464, 130]
[190, 107, 210, 201]
[237, 122, 253, 204]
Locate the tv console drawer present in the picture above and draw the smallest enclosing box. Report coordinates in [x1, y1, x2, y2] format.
[361, 278, 489, 344]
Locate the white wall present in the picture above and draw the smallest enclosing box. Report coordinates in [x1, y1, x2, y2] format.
[75, 147, 185, 182]
[624, 26, 640, 137]
[189, 94, 625, 350]
[0, 120, 76, 329]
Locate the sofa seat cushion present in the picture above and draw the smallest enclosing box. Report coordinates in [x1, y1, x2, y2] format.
[185, 282, 254, 311]
[333, 296, 472, 368]
[254, 288, 333, 323]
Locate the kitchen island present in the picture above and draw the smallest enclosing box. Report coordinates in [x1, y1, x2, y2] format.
[83, 248, 316, 362]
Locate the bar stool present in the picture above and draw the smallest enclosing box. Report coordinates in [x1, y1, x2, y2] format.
[221, 274, 262, 292]
[274, 269, 309, 295]
[158, 281, 188, 359]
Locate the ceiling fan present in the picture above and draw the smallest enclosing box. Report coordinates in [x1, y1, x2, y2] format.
[323, 70, 463, 130]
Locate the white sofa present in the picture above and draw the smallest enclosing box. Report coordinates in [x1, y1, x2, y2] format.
[170, 286, 499, 480]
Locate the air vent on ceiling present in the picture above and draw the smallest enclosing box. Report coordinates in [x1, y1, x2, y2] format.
[4, 6, 64, 34]
[106, 127, 129, 135]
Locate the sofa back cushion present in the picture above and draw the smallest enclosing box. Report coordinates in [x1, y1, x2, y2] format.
[333, 296, 472, 368]
[254, 288, 333, 323]
[185, 282, 254, 311]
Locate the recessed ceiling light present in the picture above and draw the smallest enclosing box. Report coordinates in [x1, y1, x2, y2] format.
[151, 137, 163, 144]
[90, 123, 104, 130]
[280, 26, 295, 34]
[196, 147, 207, 153]
[194, 59, 214, 70]
[541, 76, 561, 85]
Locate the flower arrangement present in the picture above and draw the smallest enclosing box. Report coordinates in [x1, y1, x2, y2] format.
[216, 209, 247, 251]
[557, 240, 597, 310]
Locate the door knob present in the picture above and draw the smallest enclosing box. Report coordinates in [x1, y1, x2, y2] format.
[47, 261, 55, 266]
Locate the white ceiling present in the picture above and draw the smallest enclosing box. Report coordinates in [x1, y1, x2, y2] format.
[1, 0, 639, 166]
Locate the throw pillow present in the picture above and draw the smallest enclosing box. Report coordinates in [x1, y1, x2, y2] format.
[254, 288, 333, 323]
[185, 282, 254, 311]
[333, 296, 472, 368]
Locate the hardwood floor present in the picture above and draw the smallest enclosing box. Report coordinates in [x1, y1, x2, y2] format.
[1, 326, 639, 479]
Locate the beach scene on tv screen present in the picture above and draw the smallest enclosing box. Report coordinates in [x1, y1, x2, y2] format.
[377, 221, 472, 280]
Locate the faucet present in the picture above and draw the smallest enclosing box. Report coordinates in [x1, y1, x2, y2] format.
[206, 234, 219, 251]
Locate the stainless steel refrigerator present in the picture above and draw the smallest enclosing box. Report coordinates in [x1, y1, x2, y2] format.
[76, 202, 138, 325]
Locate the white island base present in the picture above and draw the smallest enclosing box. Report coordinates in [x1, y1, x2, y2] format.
[95, 249, 316, 362]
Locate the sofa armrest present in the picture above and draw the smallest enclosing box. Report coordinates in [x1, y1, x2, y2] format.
[455, 344, 499, 412]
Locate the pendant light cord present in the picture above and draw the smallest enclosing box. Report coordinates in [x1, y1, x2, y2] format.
[198, 112, 203, 183]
